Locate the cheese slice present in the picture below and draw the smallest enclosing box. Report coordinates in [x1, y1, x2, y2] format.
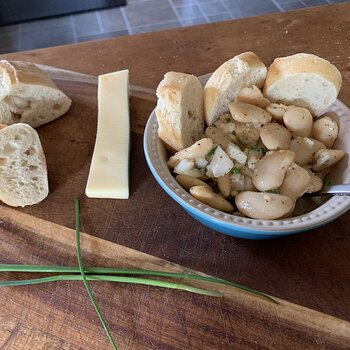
[85, 70, 130, 199]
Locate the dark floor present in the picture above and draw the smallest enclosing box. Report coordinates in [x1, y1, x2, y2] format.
[0, 0, 348, 54]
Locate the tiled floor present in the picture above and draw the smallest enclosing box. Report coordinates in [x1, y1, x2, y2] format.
[0, 0, 348, 53]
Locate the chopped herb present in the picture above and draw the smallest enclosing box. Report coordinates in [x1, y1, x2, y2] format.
[265, 189, 279, 194]
[230, 167, 241, 174]
[323, 177, 331, 186]
[251, 146, 267, 155]
[207, 145, 218, 157]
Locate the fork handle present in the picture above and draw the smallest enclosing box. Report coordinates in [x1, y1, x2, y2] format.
[314, 184, 350, 196]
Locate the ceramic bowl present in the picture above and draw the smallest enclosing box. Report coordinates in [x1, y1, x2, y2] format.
[143, 75, 350, 239]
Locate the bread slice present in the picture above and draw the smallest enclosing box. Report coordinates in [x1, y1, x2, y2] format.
[0, 60, 71, 128]
[204, 52, 267, 126]
[263, 53, 342, 115]
[0, 123, 48, 207]
[156, 71, 204, 152]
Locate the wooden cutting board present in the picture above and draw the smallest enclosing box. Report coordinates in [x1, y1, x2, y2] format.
[0, 43, 350, 349]
[0, 64, 349, 349]
[1, 206, 350, 349]
[2, 4, 350, 322]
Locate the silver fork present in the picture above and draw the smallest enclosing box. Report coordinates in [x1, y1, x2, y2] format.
[309, 184, 350, 196]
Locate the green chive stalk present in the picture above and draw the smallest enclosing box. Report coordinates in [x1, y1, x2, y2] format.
[0, 199, 279, 350]
[75, 198, 118, 350]
[0, 264, 277, 303]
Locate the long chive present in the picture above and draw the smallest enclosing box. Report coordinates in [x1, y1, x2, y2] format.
[0, 264, 277, 304]
[75, 198, 118, 350]
[0, 197, 278, 306]
[0, 274, 222, 297]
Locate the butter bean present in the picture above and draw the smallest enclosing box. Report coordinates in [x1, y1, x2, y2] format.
[235, 122, 260, 146]
[205, 126, 230, 149]
[304, 169, 323, 193]
[279, 163, 311, 200]
[217, 173, 231, 197]
[266, 103, 291, 124]
[168, 138, 213, 168]
[283, 107, 313, 137]
[312, 149, 345, 171]
[252, 150, 295, 192]
[176, 175, 211, 191]
[235, 85, 271, 108]
[289, 137, 326, 166]
[229, 102, 272, 124]
[260, 123, 292, 150]
[235, 191, 294, 220]
[190, 186, 234, 213]
[312, 116, 339, 148]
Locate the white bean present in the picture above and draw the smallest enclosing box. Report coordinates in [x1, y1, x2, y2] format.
[312, 149, 345, 171]
[235, 85, 271, 108]
[176, 175, 211, 191]
[312, 116, 339, 148]
[235, 122, 260, 145]
[190, 186, 234, 213]
[252, 150, 295, 191]
[265, 103, 291, 124]
[205, 126, 230, 149]
[235, 191, 294, 220]
[283, 107, 313, 137]
[244, 176, 256, 191]
[260, 123, 292, 150]
[217, 173, 231, 197]
[229, 102, 272, 124]
[247, 150, 263, 172]
[230, 173, 245, 192]
[304, 169, 323, 193]
[168, 138, 213, 168]
[278, 163, 311, 200]
[289, 137, 326, 166]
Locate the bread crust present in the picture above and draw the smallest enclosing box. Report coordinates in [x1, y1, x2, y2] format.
[236, 52, 266, 78]
[0, 60, 72, 128]
[0, 60, 59, 90]
[156, 72, 204, 152]
[204, 51, 267, 126]
[264, 53, 342, 94]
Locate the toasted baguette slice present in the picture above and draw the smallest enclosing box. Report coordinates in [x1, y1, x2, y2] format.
[204, 52, 267, 126]
[0, 123, 48, 207]
[156, 72, 204, 152]
[263, 53, 342, 115]
[0, 60, 71, 128]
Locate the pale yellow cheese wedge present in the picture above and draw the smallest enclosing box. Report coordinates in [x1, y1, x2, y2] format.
[85, 70, 130, 199]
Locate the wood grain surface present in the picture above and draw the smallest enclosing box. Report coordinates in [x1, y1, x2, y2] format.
[1, 207, 350, 349]
[0, 3, 349, 347]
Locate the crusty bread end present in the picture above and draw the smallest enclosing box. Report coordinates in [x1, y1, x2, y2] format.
[0, 123, 48, 207]
[156, 72, 204, 152]
[263, 53, 342, 115]
[0, 60, 72, 128]
[204, 52, 267, 126]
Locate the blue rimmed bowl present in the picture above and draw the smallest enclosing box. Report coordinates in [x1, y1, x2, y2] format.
[143, 75, 350, 239]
